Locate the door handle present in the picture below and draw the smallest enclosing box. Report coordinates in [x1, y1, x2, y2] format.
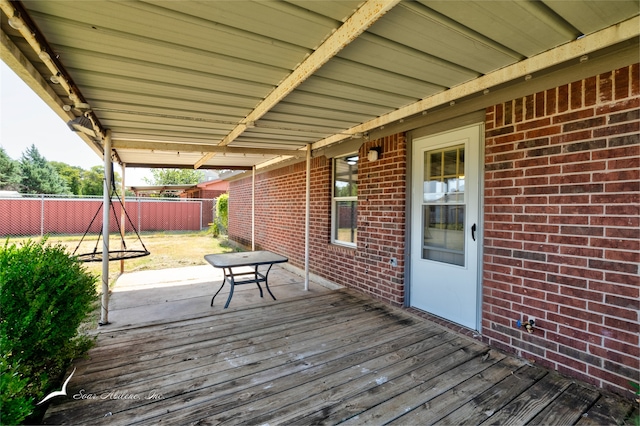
[471, 223, 477, 241]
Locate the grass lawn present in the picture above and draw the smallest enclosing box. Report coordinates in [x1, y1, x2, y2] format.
[4, 231, 238, 289]
[3, 231, 239, 331]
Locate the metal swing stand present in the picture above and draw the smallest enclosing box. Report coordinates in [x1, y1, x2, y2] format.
[72, 140, 150, 326]
[72, 175, 150, 263]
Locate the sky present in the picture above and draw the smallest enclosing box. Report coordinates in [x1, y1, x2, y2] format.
[0, 61, 150, 185]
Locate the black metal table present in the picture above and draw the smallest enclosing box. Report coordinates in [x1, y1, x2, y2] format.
[204, 251, 288, 309]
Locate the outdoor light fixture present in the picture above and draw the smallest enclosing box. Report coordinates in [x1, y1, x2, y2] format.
[7, 13, 25, 30]
[38, 51, 51, 61]
[367, 147, 382, 162]
[67, 116, 96, 137]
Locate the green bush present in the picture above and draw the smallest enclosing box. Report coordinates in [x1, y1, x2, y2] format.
[216, 193, 229, 233]
[0, 238, 98, 425]
[628, 381, 640, 426]
[0, 358, 32, 425]
[208, 221, 221, 238]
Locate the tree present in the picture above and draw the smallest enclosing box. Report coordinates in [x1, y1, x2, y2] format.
[0, 147, 22, 191]
[145, 168, 203, 185]
[216, 193, 228, 230]
[51, 162, 83, 195]
[19, 145, 69, 194]
[80, 165, 122, 196]
[81, 166, 104, 196]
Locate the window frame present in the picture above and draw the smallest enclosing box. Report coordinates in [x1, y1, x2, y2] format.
[331, 153, 358, 247]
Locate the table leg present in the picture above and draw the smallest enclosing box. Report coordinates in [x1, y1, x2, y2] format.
[254, 266, 264, 298]
[210, 277, 225, 306]
[264, 264, 277, 301]
[210, 263, 279, 308]
[223, 268, 235, 309]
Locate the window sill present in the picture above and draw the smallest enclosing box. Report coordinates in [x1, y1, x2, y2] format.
[328, 242, 357, 253]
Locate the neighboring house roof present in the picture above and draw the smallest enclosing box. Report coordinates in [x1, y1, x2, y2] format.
[128, 180, 229, 196]
[2, 1, 637, 172]
[196, 180, 228, 191]
[127, 185, 195, 196]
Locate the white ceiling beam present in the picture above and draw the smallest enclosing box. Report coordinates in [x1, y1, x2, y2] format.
[1, 27, 104, 158]
[111, 139, 305, 158]
[312, 15, 640, 150]
[0, 1, 76, 101]
[194, 0, 400, 169]
[1, 30, 64, 120]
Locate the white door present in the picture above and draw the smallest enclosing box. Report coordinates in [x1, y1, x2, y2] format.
[410, 124, 482, 330]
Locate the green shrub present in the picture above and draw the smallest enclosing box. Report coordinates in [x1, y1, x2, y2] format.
[215, 193, 228, 234]
[628, 381, 640, 426]
[0, 358, 32, 425]
[0, 238, 98, 425]
[208, 221, 220, 238]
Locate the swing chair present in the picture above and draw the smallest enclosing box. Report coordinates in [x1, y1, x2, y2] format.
[73, 166, 150, 262]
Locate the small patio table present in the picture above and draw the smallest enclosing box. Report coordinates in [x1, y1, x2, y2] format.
[205, 250, 288, 309]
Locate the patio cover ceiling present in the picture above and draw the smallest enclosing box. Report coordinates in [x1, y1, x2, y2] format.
[1, 0, 639, 171]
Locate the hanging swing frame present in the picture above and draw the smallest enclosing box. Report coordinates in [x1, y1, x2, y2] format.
[73, 168, 150, 262]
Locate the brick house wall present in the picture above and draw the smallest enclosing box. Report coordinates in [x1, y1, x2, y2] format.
[228, 134, 407, 305]
[181, 188, 226, 199]
[483, 64, 639, 394]
[228, 174, 253, 248]
[228, 64, 639, 395]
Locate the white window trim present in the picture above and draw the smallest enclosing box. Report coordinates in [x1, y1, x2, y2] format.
[331, 154, 358, 248]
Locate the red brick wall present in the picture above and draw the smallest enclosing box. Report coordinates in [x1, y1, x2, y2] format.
[483, 64, 640, 394]
[355, 135, 407, 303]
[228, 134, 407, 305]
[181, 188, 226, 199]
[228, 174, 254, 248]
[228, 64, 639, 395]
[202, 190, 226, 199]
[228, 159, 316, 257]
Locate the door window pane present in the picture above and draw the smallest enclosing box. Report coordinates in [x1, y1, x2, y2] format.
[423, 147, 465, 204]
[422, 145, 465, 266]
[422, 205, 465, 266]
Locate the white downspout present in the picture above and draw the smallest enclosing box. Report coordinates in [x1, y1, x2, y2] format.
[100, 130, 112, 326]
[304, 144, 311, 291]
[120, 163, 126, 275]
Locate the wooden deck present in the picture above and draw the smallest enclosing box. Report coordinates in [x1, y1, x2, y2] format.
[43, 289, 635, 425]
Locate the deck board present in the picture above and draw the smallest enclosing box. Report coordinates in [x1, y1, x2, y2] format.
[528, 382, 601, 425]
[338, 350, 507, 425]
[435, 364, 548, 425]
[207, 334, 472, 426]
[477, 372, 573, 425]
[386, 357, 525, 426]
[575, 393, 637, 426]
[80, 301, 396, 386]
[43, 289, 636, 425]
